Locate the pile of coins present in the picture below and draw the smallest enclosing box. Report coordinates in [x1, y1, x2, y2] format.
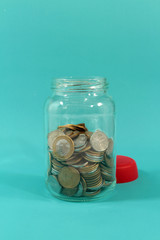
[47, 123, 115, 198]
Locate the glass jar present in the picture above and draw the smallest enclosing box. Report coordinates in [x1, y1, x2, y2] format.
[45, 77, 116, 201]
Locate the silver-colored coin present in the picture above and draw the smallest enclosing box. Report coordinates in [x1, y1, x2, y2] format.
[71, 160, 88, 168]
[51, 168, 59, 175]
[74, 134, 87, 148]
[83, 155, 104, 163]
[85, 153, 104, 160]
[106, 138, 114, 155]
[74, 142, 88, 152]
[90, 130, 109, 152]
[48, 129, 65, 149]
[104, 155, 114, 168]
[54, 137, 73, 158]
[48, 175, 62, 193]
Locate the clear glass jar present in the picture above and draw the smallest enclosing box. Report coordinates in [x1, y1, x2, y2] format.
[45, 77, 116, 201]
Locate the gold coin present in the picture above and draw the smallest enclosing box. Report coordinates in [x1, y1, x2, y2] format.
[85, 131, 93, 138]
[86, 149, 104, 157]
[58, 124, 83, 131]
[64, 156, 82, 165]
[79, 163, 99, 173]
[61, 187, 78, 196]
[70, 130, 80, 139]
[52, 157, 64, 167]
[58, 124, 88, 136]
[101, 172, 114, 181]
[58, 166, 80, 188]
[100, 163, 114, 174]
[81, 167, 101, 177]
[77, 123, 86, 127]
[85, 173, 101, 182]
[67, 153, 80, 160]
[83, 189, 101, 197]
[58, 127, 66, 132]
[87, 176, 103, 185]
[52, 135, 74, 160]
[52, 164, 62, 171]
[103, 181, 113, 187]
[80, 176, 87, 194]
[83, 173, 101, 181]
[65, 130, 74, 136]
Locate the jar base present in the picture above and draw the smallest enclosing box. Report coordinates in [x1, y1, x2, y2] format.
[46, 180, 116, 202]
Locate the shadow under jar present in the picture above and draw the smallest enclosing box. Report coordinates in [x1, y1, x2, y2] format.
[45, 77, 116, 201]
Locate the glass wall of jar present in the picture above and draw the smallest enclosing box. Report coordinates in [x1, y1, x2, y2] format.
[45, 77, 116, 201]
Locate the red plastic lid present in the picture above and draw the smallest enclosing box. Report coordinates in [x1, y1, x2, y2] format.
[116, 155, 138, 183]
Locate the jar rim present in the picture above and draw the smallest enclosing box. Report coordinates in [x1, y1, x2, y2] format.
[51, 76, 108, 92]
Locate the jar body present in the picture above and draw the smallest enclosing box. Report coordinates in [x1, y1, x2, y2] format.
[45, 78, 116, 201]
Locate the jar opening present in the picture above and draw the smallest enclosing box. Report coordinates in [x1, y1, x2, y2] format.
[51, 76, 108, 92]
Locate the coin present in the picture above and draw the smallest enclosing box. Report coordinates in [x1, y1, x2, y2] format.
[87, 177, 103, 190]
[83, 155, 104, 163]
[59, 124, 87, 132]
[64, 156, 82, 165]
[106, 138, 114, 155]
[74, 134, 87, 148]
[58, 124, 76, 130]
[61, 187, 78, 196]
[48, 175, 62, 193]
[78, 142, 91, 152]
[71, 159, 88, 168]
[74, 182, 83, 197]
[48, 129, 65, 149]
[77, 123, 86, 127]
[86, 149, 104, 156]
[70, 130, 80, 139]
[84, 189, 101, 197]
[51, 167, 59, 175]
[48, 152, 52, 172]
[85, 131, 93, 138]
[101, 172, 114, 181]
[103, 181, 113, 187]
[59, 127, 66, 132]
[48, 124, 114, 199]
[104, 155, 114, 168]
[85, 171, 101, 179]
[52, 157, 64, 168]
[58, 166, 80, 188]
[90, 130, 109, 152]
[100, 164, 114, 174]
[65, 130, 73, 136]
[80, 176, 87, 194]
[79, 162, 99, 173]
[52, 135, 74, 160]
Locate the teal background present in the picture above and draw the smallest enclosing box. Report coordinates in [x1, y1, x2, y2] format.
[0, 0, 160, 239]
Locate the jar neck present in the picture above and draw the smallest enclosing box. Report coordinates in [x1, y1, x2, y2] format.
[51, 77, 108, 95]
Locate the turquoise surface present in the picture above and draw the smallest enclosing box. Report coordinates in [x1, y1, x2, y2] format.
[0, 0, 160, 239]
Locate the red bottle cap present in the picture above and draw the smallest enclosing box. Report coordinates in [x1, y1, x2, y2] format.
[116, 155, 138, 183]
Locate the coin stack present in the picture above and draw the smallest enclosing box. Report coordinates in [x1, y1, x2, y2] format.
[47, 123, 115, 198]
